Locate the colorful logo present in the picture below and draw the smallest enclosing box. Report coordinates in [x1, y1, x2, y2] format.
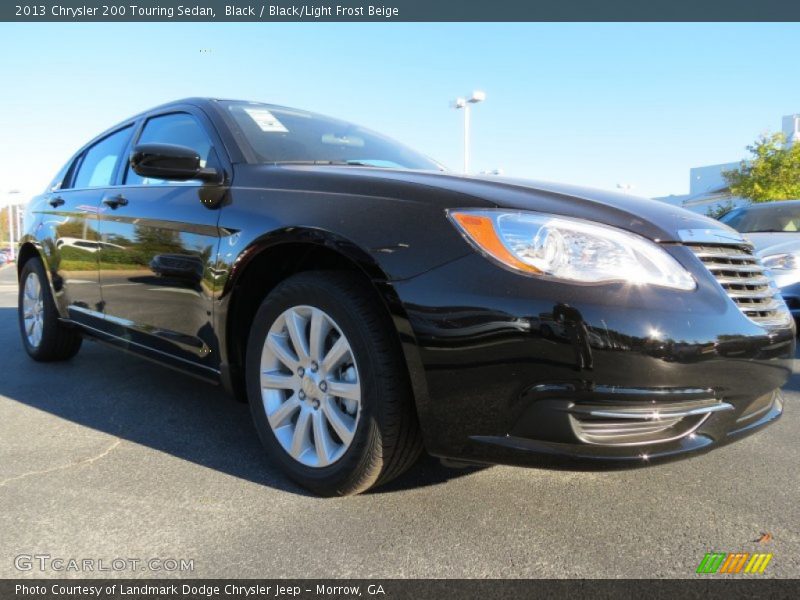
[696, 552, 773, 574]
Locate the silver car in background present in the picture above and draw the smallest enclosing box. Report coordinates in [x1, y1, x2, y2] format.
[721, 200, 800, 322]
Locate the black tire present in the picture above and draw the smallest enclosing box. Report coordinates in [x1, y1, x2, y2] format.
[246, 270, 423, 496]
[18, 258, 82, 361]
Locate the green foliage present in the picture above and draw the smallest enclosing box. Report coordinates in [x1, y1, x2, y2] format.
[723, 133, 800, 202]
[133, 224, 184, 254]
[56, 219, 100, 241]
[705, 199, 738, 220]
[59, 246, 148, 269]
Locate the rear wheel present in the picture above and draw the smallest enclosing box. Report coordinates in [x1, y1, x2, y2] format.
[246, 271, 423, 496]
[18, 258, 82, 361]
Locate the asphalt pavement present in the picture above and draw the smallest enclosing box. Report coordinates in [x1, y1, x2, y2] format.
[0, 262, 799, 578]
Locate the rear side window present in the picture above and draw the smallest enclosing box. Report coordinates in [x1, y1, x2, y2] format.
[72, 126, 133, 189]
[125, 113, 216, 186]
[46, 160, 72, 192]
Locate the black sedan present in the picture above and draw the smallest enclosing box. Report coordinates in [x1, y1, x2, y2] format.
[16, 98, 795, 495]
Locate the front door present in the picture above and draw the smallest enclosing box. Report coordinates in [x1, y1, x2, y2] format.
[96, 111, 224, 371]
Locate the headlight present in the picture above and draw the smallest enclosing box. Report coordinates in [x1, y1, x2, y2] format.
[448, 209, 696, 290]
[761, 252, 800, 271]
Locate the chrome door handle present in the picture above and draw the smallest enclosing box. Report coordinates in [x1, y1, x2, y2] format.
[102, 195, 128, 209]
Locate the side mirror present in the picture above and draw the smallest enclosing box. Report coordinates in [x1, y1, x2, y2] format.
[129, 143, 221, 183]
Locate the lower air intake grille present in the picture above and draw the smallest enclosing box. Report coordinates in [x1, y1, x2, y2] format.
[687, 244, 790, 327]
[568, 399, 733, 446]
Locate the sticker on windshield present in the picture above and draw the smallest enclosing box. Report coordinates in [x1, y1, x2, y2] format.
[243, 108, 288, 133]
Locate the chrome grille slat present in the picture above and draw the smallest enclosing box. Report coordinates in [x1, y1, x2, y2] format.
[578, 420, 682, 435]
[691, 251, 756, 261]
[715, 275, 771, 286]
[726, 289, 774, 300]
[735, 299, 783, 310]
[687, 244, 790, 327]
[703, 263, 764, 273]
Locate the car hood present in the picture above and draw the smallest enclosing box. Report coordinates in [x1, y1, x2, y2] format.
[746, 233, 800, 256]
[264, 165, 734, 243]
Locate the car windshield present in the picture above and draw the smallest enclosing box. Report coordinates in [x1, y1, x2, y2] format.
[224, 101, 443, 171]
[721, 204, 800, 233]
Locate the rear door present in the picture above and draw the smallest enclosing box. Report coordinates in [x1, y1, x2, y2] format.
[96, 109, 227, 373]
[45, 125, 135, 325]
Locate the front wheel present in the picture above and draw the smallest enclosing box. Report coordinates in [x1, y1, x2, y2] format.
[246, 271, 423, 496]
[18, 258, 82, 361]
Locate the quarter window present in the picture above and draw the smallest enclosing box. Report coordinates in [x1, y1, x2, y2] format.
[125, 113, 216, 185]
[71, 126, 133, 189]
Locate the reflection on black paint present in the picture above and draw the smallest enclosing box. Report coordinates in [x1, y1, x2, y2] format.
[553, 303, 593, 371]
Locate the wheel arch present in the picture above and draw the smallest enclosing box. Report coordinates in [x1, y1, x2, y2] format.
[219, 228, 430, 425]
[16, 241, 71, 319]
[16, 241, 41, 275]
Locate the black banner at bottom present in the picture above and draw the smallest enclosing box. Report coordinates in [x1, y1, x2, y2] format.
[3, 579, 800, 600]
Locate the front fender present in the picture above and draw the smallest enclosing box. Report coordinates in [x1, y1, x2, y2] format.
[18, 207, 71, 319]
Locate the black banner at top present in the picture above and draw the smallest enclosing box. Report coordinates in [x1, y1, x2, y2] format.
[3, 0, 800, 22]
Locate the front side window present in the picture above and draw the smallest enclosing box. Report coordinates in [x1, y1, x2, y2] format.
[71, 126, 133, 189]
[125, 113, 215, 186]
[223, 101, 443, 171]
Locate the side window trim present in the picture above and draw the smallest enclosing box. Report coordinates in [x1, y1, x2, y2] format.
[66, 154, 84, 189]
[109, 119, 143, 187]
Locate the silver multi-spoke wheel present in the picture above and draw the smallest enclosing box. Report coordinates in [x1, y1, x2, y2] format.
[22, 271, 45, 348]
[260, 305, 361, 468]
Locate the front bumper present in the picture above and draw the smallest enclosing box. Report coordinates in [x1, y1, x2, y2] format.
[392, 251, 795, 467]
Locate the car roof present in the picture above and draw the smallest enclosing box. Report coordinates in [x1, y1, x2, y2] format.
[72, 97, 292, 160]
[736, 200, 800, 212]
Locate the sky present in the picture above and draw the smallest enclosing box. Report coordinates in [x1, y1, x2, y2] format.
[1, 22, 799, 203]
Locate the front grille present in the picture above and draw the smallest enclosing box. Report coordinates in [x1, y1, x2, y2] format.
[687, 244, 790, 327]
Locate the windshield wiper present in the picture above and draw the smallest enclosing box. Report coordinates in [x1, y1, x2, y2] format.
[271, 160, 389, 168]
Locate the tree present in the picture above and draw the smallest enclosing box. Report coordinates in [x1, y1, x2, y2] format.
[723, 133, 800, 202]
[0, 206, 23, 250]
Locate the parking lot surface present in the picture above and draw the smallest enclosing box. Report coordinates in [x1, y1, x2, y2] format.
[0, 263, 798, 578]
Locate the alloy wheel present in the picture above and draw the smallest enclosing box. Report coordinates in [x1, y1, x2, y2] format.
[260, 305, 362, 468]
[22, 271, 45, 348]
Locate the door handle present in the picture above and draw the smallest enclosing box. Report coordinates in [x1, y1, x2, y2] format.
[48, 197, 65, 208]
[102, 194, 128, 209]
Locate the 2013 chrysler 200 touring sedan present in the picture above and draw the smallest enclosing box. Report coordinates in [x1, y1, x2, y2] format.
[17, 98, 795, 495]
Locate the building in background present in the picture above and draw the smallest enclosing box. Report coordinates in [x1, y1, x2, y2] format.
[655, 113, 800, 214]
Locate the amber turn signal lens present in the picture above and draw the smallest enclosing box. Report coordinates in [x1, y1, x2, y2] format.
[450, 212, 541, 274]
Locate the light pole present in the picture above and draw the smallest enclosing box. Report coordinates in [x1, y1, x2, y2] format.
[451, 90, 486, 174]
[16, 198, 23, 242]
[5, 190, 20, 262]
